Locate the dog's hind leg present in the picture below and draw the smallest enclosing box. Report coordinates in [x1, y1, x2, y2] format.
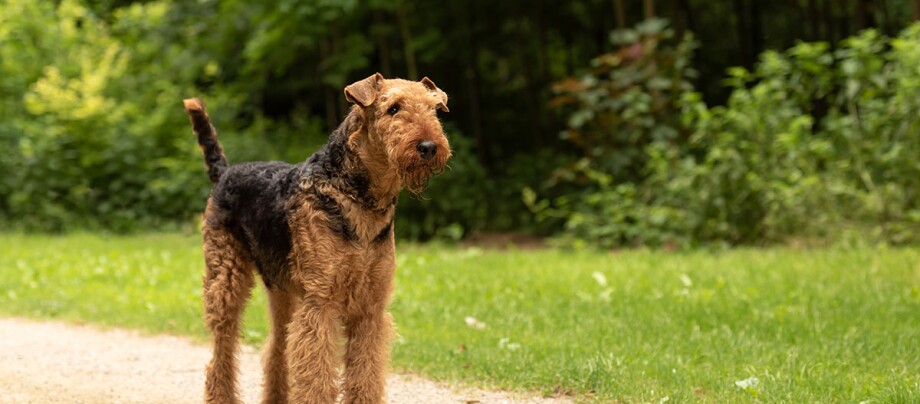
[262, 288, 295, 404]
[202, 223, 255, 404]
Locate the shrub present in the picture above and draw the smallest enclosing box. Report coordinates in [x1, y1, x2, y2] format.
[0, 0, 319, 232]
[0, 1, 507, 238]
[1, 0, 210, 231]
[530, 19, 699, 248]
[678, 27, 920, 244]
[541, 21, 920, 248]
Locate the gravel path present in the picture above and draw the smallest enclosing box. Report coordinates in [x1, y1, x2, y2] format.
[0, 317, 569, 403]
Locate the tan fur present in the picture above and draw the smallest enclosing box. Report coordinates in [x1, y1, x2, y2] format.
[262, 288, 295, 403]
[373, 78, 451, 194]
[198, 75, 450, 404]
[202, 201, 256, 404]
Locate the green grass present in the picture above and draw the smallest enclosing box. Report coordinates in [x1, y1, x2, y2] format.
[1, 233, 918, 402]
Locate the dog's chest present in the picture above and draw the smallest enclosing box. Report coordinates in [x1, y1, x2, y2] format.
[339, 200, 394, 244]
[304, 181, 395, 245]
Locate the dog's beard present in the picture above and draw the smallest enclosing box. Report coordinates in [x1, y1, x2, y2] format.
[394, 145, 449, 195]
[386, 129, 450, 195]
[399, 163, 445, 195]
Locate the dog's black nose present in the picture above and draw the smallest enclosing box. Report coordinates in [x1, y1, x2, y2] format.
[416, 141, 437, 160]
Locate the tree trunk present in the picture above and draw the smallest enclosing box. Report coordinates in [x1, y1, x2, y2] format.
[333, 23, 347, 117]
[733, 0, 752, 69]
[534, 1, 549, 145]
[519, 22, 543, 148]
[672, 0, 690, 38]
[320, 37, 337, 131]
[598, 2, 612, 52]
[683, 0, 695, 37]
[750, 1, 763, 62]
[373, 10, 393, 77]
[396, 4, 418, 80]
[855, 0, 874, 30]
[535, 1, 550, 84]
[644, 0, 655, 20]
[879, 0, 893, 36]
[807, 0, 820, 40]
[822, 0, 835, 47]
[613, 0, 626, 29]
[838, 3, 851, 39]
[914, 0, 920, 21]
[463, 0, 487, 168]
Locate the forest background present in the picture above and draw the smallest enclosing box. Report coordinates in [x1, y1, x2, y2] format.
[2, 0, 920, 248]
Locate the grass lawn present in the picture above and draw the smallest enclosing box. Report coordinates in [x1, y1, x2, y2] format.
[0, 232, 918, 402]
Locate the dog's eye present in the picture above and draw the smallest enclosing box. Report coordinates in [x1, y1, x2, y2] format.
[387, 104, 400, 115]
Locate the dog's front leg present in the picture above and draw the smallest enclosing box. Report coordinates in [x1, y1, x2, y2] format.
[341, 309, 393, 404]
[286, 295, 342, 403]
[341, 249, 396, 404]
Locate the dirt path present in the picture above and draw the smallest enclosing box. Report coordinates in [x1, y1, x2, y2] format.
[0, 317, 569, 404]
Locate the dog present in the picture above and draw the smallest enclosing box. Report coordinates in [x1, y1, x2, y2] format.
[183, 73, 450, 403]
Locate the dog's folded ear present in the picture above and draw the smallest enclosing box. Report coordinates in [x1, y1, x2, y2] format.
[345, 73, 385, 107]
[420, 77, 449, 112]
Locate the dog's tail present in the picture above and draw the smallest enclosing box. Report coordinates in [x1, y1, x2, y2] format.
[183, 98, 228, 184]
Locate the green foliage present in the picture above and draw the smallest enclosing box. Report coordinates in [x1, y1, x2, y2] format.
[2, 233, 919, 401]
[0, 0, 526, 237]
[678, 26, 920, 245]
[542, 22, 920, 248]
[671, 44, 836, 244]
[551, 19, 697, 183]
[5, 0, 920, 242]
[533, 20, 699, 248]
[0, 0, 326, 232]
[0, 0, 204, 231]
[214, 0, 369, 95]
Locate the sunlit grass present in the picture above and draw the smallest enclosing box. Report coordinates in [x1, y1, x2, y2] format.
[1, 233, 918, 402]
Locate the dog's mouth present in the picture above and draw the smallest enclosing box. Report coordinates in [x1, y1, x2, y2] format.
[399, 160, 447, 195]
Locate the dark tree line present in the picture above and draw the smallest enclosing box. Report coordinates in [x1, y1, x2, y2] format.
[4, 0, 920, 236]
[142, 0, 915, 171]
[48, 0, 920, 173]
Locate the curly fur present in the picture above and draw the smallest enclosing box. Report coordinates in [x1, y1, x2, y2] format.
[183, 74, 450, 404]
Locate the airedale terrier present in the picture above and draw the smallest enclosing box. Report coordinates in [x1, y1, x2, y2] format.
[183, 73, 450, 403]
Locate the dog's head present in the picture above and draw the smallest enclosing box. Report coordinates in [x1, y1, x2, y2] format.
[344, 73, 451, 194]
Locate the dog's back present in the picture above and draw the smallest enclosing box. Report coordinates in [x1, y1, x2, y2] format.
[208, 161, 301, 288]
[183, 98, 307, 289]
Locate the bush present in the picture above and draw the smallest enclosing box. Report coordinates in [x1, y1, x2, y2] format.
[0, 0, 204, 231]
[0, 0, 512, 238]
[530, 19, 699, 248]
[541, 21, 920, 248]
[0, 0, 324, 232]
[677, 27, 920, 245]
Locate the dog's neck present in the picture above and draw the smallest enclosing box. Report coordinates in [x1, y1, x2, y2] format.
[316, 107, 400, 213]
[352, 111, 403, 204]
